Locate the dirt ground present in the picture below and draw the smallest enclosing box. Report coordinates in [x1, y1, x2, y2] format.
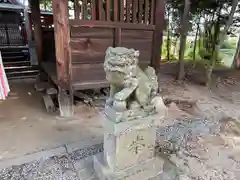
[0, 79, 103, 161]
[157, 67, 240, 123]
[1, 67, 240, 179]
[157, 71, 240, 179]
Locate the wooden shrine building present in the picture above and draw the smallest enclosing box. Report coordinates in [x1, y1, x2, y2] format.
[29, 0, 165, 117]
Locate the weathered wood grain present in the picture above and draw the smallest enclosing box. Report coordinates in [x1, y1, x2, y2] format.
[52, 0, 73, 117]
[43, 94, 56, 113]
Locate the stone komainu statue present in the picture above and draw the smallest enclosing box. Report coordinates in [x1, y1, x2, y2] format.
[104, 47, 166, 121]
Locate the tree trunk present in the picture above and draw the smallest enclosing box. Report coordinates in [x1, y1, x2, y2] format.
[198, 29, 202, 53]
[221, 0, 238, 41]
[173, 37, 178, 56]
[206, 0, 238, 87]
[44, 0, 47, 10]
[166, 30, 171, 62]
[166, 8, 171, 61]
[206, 45, 218, 87]
[232, 35, 240, 69]
[177, 0, 190, 80]
[193, 19, 200, 62]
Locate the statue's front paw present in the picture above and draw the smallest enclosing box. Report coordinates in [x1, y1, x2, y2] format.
[114, 92, 124, 101]
[113, 100, 127, 112]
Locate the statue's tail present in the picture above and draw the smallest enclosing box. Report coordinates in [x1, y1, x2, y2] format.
[144, 66, 159, 95]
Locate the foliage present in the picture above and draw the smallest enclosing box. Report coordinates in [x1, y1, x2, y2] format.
[164, 0, 240, 85]
[162, 38, 177, 60]
[39, 0, 52, 10]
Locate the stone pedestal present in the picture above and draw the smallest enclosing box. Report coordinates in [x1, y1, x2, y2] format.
[93, 110, 164, 180]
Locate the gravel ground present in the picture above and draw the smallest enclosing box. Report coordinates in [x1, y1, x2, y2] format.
[0, 144, 103, 180]
[0, 116, 226, 180]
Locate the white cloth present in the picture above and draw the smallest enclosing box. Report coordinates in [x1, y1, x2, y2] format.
[0, 51, 10, 100]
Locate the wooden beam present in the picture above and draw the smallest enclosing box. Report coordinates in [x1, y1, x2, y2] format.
[138, 0, 144, 23]
[114, 28, 122, 47]
[132, 0, 138, 23]
[52, 0, 71, 87]
[82, 0, 87, 20]
[151, 0, 165, 74]
[24, 7, 37, 66]
[98, 0, 104, 20]
[150, 0, 155, 24]
[52, 0, 73, 117]
[91, 0, 97, 20]
[106, 0, 111, 21]
[120, 0, 124, 21]
[126, 0, 131, 22]
[113, 0, 118, 21]
[70, 19, 156, 30]
[74, 0, 80, 19]
[43, 94, 56, 113]
[29, 0, 42, 65]
[144, 0, 149, 23]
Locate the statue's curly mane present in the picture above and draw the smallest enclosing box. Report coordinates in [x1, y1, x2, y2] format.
[104, 47, 139, 75]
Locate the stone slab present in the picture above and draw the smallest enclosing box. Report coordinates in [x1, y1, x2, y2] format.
[104, 114, 161, 136]
[66, 136, 103, 153]
[0, 146, 66, 170]
[103, 113, 161, 171]
[93, 152, 164, 180]
[104, 126, 157, 171]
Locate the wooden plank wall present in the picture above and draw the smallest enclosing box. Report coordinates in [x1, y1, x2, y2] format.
[70, 24, 154, 90]
[68, 0, 164, 90]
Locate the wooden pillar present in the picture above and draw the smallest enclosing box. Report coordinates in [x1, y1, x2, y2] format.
[151, 0, 165, 74]
[52, 0, 74, 117]
[29, 0, 42, 65]
[24, 7, 38, 66]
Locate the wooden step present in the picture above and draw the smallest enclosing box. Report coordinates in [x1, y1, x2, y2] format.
[6, 70, 39, 79]
[7, 75, 38, 80]
[5, 66, 39, 74]
[1, 51, 28, 55]
[2, 56, 28, 63]
[1, 46, 29, 63]
[3, 55, 25, 59]
[3, 61, 31, 67]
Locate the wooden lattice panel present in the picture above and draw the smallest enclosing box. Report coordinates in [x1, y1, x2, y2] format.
[72, 0, 155, 24]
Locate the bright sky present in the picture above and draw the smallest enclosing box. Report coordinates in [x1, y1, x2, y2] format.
[17, 0, 28, 6]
